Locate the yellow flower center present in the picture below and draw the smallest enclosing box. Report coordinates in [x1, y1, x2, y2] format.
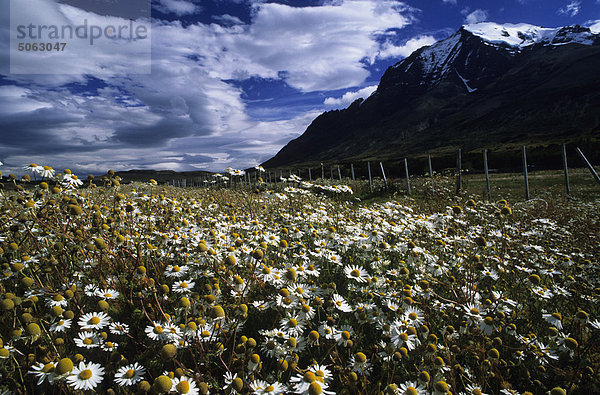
[408, 312, 418, 320]
[89, 317, 101, 325]
[125, 369, 135, 378]
[79, 369, 93, 380]
[176, 380, 190, 394]
[83, 337, 93, 345]
[303, 372, 316, 383]
[154, 326, 163, 334]
[341, 331, 351, 340]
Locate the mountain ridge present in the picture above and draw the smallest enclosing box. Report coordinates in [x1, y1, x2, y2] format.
[262, 22, 600, 168]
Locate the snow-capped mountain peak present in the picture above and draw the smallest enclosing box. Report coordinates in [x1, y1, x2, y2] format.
[463, 22, 597, 49]
[388, 22, 598, 92]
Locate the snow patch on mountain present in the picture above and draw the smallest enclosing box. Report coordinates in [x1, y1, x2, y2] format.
[464, 22, 597, 49]
[417, 32, 462, 83]
[455, 70, 477, 93]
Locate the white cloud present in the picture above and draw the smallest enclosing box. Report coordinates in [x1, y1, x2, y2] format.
[557, 1, 581, 17]
[442, 0, 457, 5]
[588, 19, 600, 33]
[213, 14, 244, 25]
[154, 0, 200, 16]
[324, 85, 378, 108]
[464, 9, 489, 24]
[378, 35, 437, 59]
[0, 0, 422, 173]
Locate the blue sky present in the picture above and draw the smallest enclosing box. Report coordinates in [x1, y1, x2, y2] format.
[0, 0, 599, 175]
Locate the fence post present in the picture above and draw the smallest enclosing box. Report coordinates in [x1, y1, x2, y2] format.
[428, 155, 434, 194]
[379, 162, 388, 191]
[367, 162, 373, 192]
[483, 149, 491, 201]
[309, 168, 312, 182]
[337, 165, 342, 181]
[330, 167, 333, 180]
[351, 163, 355, 181]
[522, 146, 530, 200]
[404, 158, 411, 195]
[456, 148, 462, 195]
[321, 163, 324, 180]
[576, 147, 600, 185]
[562, 144, 570, 195]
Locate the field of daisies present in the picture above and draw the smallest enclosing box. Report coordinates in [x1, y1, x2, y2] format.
[0, 164, 599, 395]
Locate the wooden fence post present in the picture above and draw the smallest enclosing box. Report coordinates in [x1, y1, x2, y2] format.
[404, 158, 411, 195]
[380, 162, 388, 191]
[456, 148, 462, 195]
[351, 163, 355, 181]
[308, 168, 312, 182]
[576, 147, 600, 185]
[337, 165, 342, 181]
[522, 146, 530, 200]
[428, 155, 434, 194]
[367, 162, 373, 192]
[483, 149, 491, 201]
[321, 163, 324, 180]
[562, 144, 570, 195]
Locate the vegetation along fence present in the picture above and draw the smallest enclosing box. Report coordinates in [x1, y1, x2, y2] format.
[168, 143, 600, 200]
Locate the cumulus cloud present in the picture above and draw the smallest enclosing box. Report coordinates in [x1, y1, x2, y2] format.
[463, 8, 489, 24]
[442, 0, 457, 5]
[154, 0, 200, 16]
[378, 35, 437, 59]
[0, 0, 422, 174]
[324, 85, 378, 109]
[588, 19, 600, 33]
[557, 1, 581, 17]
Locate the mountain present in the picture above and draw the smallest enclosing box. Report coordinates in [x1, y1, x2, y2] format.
[262, 23, 600, 168]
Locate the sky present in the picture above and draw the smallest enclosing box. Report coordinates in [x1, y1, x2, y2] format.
[0, 0, 599, 176]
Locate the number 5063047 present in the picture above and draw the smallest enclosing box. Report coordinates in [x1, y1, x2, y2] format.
[17, 42, 66, 51]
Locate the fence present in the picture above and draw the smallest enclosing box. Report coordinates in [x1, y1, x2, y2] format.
[168, 144, 600, 200]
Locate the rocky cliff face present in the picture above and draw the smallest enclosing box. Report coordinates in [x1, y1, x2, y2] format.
[263, 23, 600, 168]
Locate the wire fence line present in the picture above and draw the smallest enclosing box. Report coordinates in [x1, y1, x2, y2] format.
[168, 144, 600, 200]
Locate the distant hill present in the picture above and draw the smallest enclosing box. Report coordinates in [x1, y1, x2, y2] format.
[104, 169, 213, 184]
[263, 23, 600, 169]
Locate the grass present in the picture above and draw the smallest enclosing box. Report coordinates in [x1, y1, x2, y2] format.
[0, 168, 599, 394]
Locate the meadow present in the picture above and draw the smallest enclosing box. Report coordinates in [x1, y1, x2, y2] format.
[0, 165, 599, 394]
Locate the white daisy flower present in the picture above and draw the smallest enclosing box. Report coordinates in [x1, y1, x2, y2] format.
[172, 376, 199, 394]
[109, 322, 130, 335]
[173, 279, 195, 294]
[49, 318, 72, 333]
[331, 293, 353, 312]
[114, 362, 146, 387]
[344, 265, 369, 283]
[74, 331, 103, 349]
[28, 362, 59, 385]
[79, 311, 110, 330]
[96, 288, 120, 300]
[66, 361, 105, 391]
